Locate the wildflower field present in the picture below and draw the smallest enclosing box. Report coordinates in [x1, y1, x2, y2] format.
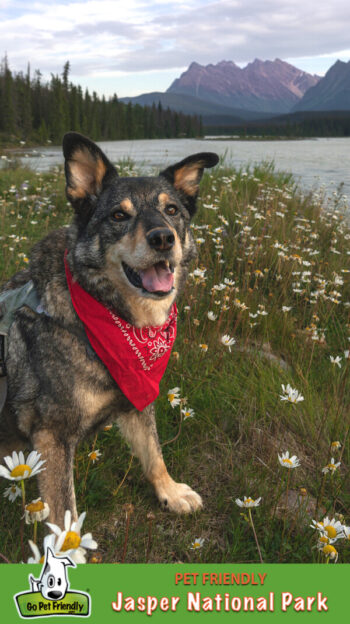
[0, 155, 350, 565]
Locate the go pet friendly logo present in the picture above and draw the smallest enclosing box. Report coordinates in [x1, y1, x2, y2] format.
[14, 547, 91, 618]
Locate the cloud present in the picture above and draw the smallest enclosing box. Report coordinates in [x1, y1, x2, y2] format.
[1, 0, 350, 82]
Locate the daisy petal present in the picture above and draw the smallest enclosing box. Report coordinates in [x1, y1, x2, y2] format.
[3, 455, 14, 471]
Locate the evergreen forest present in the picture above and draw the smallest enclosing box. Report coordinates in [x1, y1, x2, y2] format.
[0, 59, 203, 145]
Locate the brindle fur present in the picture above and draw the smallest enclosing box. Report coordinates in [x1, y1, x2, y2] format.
[0, 133, 218, 526]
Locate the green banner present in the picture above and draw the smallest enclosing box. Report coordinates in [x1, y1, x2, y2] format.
[1, 564, 348, 623]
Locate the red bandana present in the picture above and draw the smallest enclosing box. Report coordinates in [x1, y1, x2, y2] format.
[64, 253, 177, 411]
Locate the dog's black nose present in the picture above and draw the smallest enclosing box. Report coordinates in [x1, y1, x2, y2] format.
[48, 591, 63, 599]
[146, 228, 175, 251]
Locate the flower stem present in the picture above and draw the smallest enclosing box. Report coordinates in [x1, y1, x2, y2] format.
[20, 479, 26, 507]
[20, 479, 26, 562]
[81, 433, 98, 495]
[112, 455, 134, 497]
[248, 508, 263, 564]
[162, 403, 183, 447]
[121, 507, 133, 564]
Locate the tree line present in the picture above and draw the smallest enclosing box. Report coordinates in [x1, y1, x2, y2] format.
[0, 58, 203, 145]
[205, 110, 350, 138]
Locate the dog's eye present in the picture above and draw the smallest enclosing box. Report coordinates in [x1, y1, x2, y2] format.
[112, 211, 130, 222]
[165, 204, 178, 216]
[48, 575, 55, 588]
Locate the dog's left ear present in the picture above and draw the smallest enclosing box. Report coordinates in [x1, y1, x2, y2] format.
[160, 152, 219, 215]
[63, 132, 118, 210]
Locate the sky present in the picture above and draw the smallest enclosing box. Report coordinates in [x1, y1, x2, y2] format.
[1, 0, 350, 98]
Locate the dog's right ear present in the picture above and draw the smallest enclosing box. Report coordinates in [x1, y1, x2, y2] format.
[63, 132, 118, 211]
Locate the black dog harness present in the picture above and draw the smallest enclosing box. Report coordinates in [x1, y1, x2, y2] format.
[0, 282, 42, 413]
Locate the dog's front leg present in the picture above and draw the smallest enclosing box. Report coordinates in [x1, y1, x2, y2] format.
[117, 405, 202, 514]
[31, 429, 78, 527]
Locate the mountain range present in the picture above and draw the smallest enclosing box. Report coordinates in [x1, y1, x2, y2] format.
[168, 59, 319, 114]
[121, 58, 350, 124]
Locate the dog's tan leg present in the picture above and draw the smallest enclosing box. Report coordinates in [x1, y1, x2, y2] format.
[31, 430, 78, 527]
[117, 406, 202, 514]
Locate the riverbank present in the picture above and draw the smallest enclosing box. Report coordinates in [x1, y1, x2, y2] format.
[0, 161, 349, 564]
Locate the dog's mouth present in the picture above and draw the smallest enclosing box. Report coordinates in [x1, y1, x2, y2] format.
[122, 260, 175, 297]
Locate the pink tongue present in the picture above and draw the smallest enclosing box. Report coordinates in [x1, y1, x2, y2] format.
[140, 263, 174, 293]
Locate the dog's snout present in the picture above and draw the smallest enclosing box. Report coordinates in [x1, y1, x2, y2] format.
[48, 591, 63, 599]
[146, 228, 175, 251]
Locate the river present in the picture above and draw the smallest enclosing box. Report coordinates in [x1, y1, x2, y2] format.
[6, 137, 350, 199]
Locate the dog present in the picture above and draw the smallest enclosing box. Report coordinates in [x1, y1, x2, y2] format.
[29, 547, 74, 600]
[0, 132, 218, 527]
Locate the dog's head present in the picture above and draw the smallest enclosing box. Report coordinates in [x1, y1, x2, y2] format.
[38, 547, 75, 601]
[63, 133, 218, 327]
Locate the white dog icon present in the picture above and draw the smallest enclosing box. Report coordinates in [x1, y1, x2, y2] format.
[29, 547, 75, 600]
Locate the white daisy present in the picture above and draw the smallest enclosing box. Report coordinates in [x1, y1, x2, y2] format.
[0, 450, 46, 481]
[25, 498, 50, 524]
[207, 311, 218, 321]
[330, 355, 342, 368]
[322, 458, 341, 474]
[310, 517, 344, 542]
[88, 449, 102, 464]
[321, 544, 338, 562]
[221, 334, 236, 351]
[280, 384, 304, 404]
[181, 407, 195, 420]
[3, 484, 21, 502]
[235, 496, 261, 508]
[278, 451, 301, 469]
[167, 387, 181, 408]
[190, 537, 205, 550]
[46, 510, 97, 564]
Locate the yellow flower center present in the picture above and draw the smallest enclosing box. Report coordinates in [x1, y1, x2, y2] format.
[324, 525, 337, 538]
[26, 500, 45, 513]
[61, 531, 81, 551]
[319, 536, 329, 544]
[11, 464, 32, 478]
[283, 459, 292, 465]
[245, 498, 254, 504]
[193, 542, 201, 549]
[90, 452, 97, 461]
[39, 555, 45, 564]
[168, 394, 175, 402]
[323, 545, 337, 557]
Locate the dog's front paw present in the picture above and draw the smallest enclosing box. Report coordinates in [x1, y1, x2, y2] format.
[155, 477, 203, 514]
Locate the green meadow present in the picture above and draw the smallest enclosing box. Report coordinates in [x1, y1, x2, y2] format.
[0, 155, 349, 564]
